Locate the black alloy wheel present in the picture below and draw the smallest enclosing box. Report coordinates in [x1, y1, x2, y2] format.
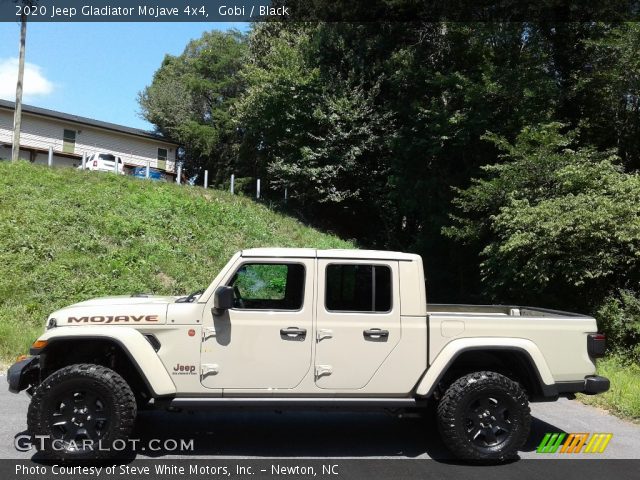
[437, 371, 531, 462]
[27, 364, 136, 459]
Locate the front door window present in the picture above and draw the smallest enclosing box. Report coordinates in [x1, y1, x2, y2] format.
[229, 263, 305, 310]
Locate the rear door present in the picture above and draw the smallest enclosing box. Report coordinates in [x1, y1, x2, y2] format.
[315, 259, 401, 389]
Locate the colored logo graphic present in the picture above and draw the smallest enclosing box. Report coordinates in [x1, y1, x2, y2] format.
[536, 433, 613, 454]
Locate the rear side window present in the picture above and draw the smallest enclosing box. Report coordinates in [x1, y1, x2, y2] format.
[325, 264, 392, 312]
[229, 263, 305, 310]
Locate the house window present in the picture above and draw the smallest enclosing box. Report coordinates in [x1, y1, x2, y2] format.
[157, 148, 168, 170]
[63, 129, 76, 154]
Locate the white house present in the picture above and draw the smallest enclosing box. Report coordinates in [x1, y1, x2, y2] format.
[0, 99, 178, 177]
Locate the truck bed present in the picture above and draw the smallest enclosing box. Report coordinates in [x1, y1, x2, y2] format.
[425, 303, 598, 384]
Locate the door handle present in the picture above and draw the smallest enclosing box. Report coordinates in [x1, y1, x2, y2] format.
[280, 327, 307, 341]
[317, 328, 333, 341]
[363, 328, 389, 339]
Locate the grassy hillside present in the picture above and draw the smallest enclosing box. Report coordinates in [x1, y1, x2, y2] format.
[578, 356, 640, 421]
[0, 161, 352, 362]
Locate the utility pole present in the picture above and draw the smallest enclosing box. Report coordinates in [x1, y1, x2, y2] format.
[11, 3, 28, 162]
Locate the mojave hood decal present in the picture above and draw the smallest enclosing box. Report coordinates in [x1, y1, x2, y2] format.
[52, 295, 173, 326]
[67, 314, 160, 324]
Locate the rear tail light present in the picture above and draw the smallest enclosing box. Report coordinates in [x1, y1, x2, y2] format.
[93, 160, 98, 167]
[588, 333, 606, 358]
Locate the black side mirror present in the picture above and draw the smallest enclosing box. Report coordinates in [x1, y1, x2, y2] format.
[212, 286, 234, 316]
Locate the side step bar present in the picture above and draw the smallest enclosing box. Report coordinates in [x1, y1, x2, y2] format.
[165, 397, 425, 410]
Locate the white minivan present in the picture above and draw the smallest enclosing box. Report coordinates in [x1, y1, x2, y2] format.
[79, 152, 125, 174]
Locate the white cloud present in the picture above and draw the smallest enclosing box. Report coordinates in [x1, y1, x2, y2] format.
[0, 57, 54, 100]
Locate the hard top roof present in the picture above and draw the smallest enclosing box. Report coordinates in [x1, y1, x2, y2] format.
[241, 248, 418, 261]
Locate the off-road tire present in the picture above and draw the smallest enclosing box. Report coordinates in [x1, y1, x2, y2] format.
[436, 371, 530, 462]
[27, 364, 137, 459]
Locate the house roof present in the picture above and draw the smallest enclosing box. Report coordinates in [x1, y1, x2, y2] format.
[0, 99, 178, 145]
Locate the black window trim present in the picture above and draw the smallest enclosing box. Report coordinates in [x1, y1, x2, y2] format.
[324, 262, 394, 314]
[225, 261, 307, 313]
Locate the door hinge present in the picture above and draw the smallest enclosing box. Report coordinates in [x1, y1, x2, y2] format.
[315, 365, 332, 378]
[202, 327, 216, 340]
[316, 329, 333, 342]
[201, 363, 219, 377]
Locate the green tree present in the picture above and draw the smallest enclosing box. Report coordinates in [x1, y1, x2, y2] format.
[573, 23, 640, 170]
[140, 21, 640, 310]
[236, 24, 392, 239]
[597, 291, 640, 362]
[139, 30, 247, 182]
[445, 123, 640, 309]
[381, 23, 559, 299]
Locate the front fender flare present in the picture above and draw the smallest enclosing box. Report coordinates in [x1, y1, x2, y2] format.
[415, 337, 555, 397]
[36, 327, 176, 397]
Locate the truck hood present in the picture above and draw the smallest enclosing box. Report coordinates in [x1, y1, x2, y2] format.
[50, 295, 177, 326]
[69, 295, 180, 307]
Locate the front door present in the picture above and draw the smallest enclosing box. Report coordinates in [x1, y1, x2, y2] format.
[201, 258, 313, 390]
[315, 259, 401, 389]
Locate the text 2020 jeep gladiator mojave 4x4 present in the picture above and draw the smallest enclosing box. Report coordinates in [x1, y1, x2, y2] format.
[8, 249, 609, 462]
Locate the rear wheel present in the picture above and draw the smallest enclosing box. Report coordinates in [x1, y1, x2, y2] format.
[436, 371, 530, 462]
[27, 364, 136, 459]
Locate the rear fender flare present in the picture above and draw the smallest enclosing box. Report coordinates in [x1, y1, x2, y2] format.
[415, 337, 554, 397]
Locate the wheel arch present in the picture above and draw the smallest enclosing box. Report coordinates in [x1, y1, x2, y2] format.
[34, 327, 176, 398]
[415, 338, 557, 400]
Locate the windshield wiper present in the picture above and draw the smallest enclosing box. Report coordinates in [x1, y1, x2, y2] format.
[176, 289, 204, 303]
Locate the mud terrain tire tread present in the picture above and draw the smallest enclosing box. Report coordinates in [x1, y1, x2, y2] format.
[27, 363, 136, 459]
[436, 370, 531, 462]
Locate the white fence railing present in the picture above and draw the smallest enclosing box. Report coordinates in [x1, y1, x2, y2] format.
[7, 151, 284, 200]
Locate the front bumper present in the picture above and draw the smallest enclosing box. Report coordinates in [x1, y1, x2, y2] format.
[7, 356, 39, 394]
[556, 375, 610, 396]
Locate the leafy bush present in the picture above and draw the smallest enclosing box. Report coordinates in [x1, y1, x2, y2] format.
[445, 123, 640, 311]
[596, 291, 640, 362]
[230, 176, 256, 196]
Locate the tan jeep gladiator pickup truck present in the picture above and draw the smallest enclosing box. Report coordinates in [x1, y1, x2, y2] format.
[8, 248, 609, 461]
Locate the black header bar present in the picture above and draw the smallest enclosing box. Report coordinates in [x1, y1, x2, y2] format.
[1, 0, 639, 22]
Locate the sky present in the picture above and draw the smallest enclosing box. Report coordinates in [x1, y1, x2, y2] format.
[0, 21, 250, 130]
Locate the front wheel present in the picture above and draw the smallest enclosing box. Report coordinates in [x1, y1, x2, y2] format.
[436, 371, 531, 462]
[27, 364, 137, 459]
